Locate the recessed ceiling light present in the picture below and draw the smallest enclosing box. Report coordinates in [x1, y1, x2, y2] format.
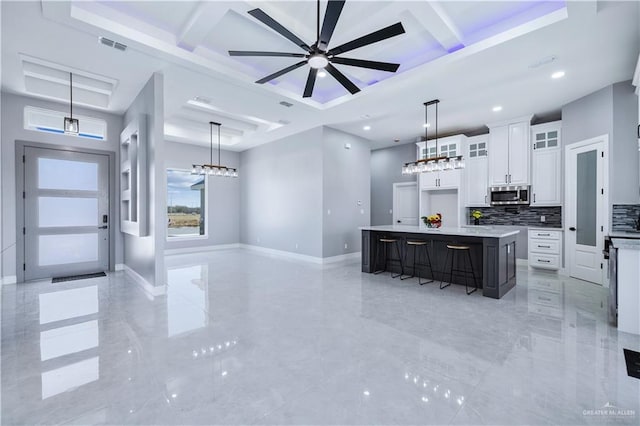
[551, 70, 565, 79]
[363, 125, 371, 131]
[423, 123, 430, 128]
[492, 106, 503, 112]
[318, 71, 327, 78]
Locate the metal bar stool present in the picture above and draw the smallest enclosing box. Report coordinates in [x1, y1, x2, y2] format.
[401, 240, 435, 285]
[373, 237, 404, 278]
[440, 244, 479, 295]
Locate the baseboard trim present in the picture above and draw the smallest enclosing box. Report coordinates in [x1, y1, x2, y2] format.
[322, 252, 362, 264]
[122, 265, 166, 298]
[1, 275, 17, 285]
[115, 263, 125, 271]
[516, 259, 529, 267]
[165, 243, 240, 256]
[239, 244, 361, 265]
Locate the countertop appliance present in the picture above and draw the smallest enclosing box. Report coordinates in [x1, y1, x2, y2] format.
[490, 185, 530, 206]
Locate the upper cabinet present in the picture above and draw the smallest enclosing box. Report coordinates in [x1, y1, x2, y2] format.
[415, 135, 463, 161]
[465, 135, 489, 207]
[488, 117, 531, 186]
[531, 121, 562, 206]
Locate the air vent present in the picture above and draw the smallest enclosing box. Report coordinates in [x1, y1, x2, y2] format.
[98, 36, 127, 52]
[279, 101, 293, 108]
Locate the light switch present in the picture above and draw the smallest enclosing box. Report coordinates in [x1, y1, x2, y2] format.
[360, 209, 365, 214]
[540, 215, 546, 222]
[357, 200, 362, 206]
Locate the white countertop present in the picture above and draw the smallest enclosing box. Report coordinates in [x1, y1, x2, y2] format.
[609, 231, 640, 239]
[611, 238, 640, 250]
[528, 227, 564, 231]
[360, 225, 519, 238]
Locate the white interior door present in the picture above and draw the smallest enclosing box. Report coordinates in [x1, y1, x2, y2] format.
[393, 182, 418, 225]
[566, 138, 607, 285]
[24, 147, 110, 281]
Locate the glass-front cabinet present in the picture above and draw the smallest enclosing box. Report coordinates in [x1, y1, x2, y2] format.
[531, 121, 562, 206]
[415, 135, 464, 160]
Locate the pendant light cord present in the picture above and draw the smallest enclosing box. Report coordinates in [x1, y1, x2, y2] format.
[210, 122, 213, 166]
[217, 123, 221, 167]
[435, 100, 438, 155]
[69, 72, 73, 119]
[317, 0, 320, 45]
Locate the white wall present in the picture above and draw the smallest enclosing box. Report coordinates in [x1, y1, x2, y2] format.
[322, 127, 370, 257]
[122, 73, 165, 287]
[1, 92, 124, 281]
[164, 141, 240, 250]
[240, 127, 324, 257]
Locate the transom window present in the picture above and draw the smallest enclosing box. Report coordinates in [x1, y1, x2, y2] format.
[24, 106, 107, 140]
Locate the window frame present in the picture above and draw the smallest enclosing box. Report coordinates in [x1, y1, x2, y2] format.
[24, 106, 107, 140]
[166, 168, 208, 241]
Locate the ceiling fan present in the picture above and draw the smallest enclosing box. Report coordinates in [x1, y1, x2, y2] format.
[229, 0, 405, 98]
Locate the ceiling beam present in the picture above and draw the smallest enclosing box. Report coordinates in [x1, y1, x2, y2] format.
[412, 1, 465, 52]
[176, 2, 231, 52]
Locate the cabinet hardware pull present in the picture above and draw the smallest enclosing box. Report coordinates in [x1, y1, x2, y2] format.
[539, 259, 550, 263]
[533, 194, 536, 203]
[505, 174, 508, 183]
[538, 233, 550, 236]
[539, 245, 550, 248]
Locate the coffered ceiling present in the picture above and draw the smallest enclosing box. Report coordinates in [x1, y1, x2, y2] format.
[1, 1, 639, 151]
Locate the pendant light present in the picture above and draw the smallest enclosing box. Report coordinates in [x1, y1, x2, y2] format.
[63, 72, 79, 135]
[401, 99, 465, 175]
[192, 122, 238, 177]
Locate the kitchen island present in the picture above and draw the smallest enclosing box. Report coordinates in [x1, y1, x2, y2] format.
[361, 225, 519, 299]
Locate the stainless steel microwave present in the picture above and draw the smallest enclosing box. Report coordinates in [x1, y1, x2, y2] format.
[489, 185, 530, 206]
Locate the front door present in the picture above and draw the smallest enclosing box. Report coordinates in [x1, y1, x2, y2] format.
[566, 138, 607, 285]
[23, 146, 110, 281]
[393, 182, 418, 225]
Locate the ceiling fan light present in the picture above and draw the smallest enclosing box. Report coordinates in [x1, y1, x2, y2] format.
[308, 54, 329, 69]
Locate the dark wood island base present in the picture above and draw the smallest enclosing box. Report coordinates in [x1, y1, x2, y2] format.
[361, 226, 518, 299]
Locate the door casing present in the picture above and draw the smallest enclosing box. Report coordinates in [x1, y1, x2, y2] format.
[15, 141, 116, 282]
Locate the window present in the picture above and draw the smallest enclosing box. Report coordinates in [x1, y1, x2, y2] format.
[24, 106, 107, 140]
[469, 142, 487, 158]
[167, 169, 206, 238]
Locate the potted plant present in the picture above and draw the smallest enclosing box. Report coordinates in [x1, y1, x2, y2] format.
[471, 210, 483, 225]
[421, 213, 442, 228]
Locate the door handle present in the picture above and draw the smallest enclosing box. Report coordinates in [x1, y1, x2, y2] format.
[505, 174, 508, 183]
[569, 227, 576, 231]
[397, 220, 401, 223]
[98, 226, 108, 229]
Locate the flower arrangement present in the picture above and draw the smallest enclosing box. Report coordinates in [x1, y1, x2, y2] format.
[422, 213, 442, 228]
[471, 210, 483, 225]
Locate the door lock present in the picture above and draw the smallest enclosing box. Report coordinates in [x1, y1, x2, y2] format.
[569, 227, 577, 231]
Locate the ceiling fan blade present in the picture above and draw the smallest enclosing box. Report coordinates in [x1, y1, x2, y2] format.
[331, 57, 400, 72]
[303, 68, 318, 98]
[229, 51, 307, 57]
[256, 61, 307, 84]
[325, 63, 360, 94]
[328, 22, 405, 56]
[318, 0, 345, 51]
[248, 8, 311, 51]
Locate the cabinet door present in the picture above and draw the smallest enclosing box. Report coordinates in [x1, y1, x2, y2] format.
[488, 125, 509, 186]
[465, 157, 489, 206]
[439, 169, 461, 189]
[507, 122, 529, 185]
[532, 148, 561, 205]
[419, 172, 439, 190]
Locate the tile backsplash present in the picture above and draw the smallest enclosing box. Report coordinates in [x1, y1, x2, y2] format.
[612, 204, 640, 231]
[466, 206, 562, 228]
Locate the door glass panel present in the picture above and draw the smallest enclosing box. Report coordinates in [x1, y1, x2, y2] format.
[548, 139, 558, 147]
[38, 197, 98, 227]
[536, 133, 545, 141]
[576, 150, 597, 247]
[38, 158, 98, 191]
[548, 131, 558, 138]
[39, 234, 98, 266]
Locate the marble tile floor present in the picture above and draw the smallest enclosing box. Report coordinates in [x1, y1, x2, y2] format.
[2, 248, 639, 425]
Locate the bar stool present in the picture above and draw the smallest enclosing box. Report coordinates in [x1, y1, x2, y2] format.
[374, 237, 404, 278]
[440, 244, 479, 295]
[401, 240, 435, 285]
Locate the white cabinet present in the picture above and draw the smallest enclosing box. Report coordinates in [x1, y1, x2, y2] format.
[528, 229, 562, 270]
[488, 118, 531, 186]
[531, 122, 562, 206]
[415, 135, 464, 160]
[465, 135, 489, 207]
[419, 169, 461, 190]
